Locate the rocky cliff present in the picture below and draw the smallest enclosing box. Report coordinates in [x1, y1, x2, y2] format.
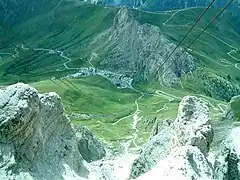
[0, 83, 105, 180]
[91, 8, 196, 87]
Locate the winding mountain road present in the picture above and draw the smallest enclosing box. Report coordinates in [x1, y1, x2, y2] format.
[132, 94, 144, 130]
[163, 10, 180, 25]
[235, 63, 240, 70]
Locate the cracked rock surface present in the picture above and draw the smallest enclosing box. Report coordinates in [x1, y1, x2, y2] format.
[75, 125, 106, 163]
[0, 83, 89, 180]
[130, 96, 214, 179]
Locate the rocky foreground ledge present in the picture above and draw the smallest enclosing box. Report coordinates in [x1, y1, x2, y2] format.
[0, 83, 106, 180]
[131, 96, 240, 180]
[0, 83, 239, 180]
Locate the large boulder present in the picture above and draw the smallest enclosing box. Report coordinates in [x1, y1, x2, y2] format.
[172, 96, 213, 155]
[75, 126, 106, 163]
[130, 96, 213, 179]
[130, 119, 174, 179]
[0, 83, 89, 180]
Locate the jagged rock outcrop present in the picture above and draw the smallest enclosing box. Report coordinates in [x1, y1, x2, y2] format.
[213, 126, 240, 180]
[151, 118, 174, 136]
[137, 145, 213, 180]
[172, 96, 213, 155]
[130, 120, 174, 179]
[91, 8, 196, 87]
[75, 126, 106, 163]
[0, 83, 89, 180]
[130, 96, 213, 179]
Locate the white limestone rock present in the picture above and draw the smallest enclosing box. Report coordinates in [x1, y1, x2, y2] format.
[0, 83, 89, 180]
[75, 126, 106, 163]
[87, 153, 138, 180]
[137, 146, 214, 180]
[172, 96, 213, 155]
[130, 96, 213, 179]
[213, 127, 240, 180]
[129, 120, 174, 179]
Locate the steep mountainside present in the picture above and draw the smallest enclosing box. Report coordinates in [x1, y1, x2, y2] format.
[0, 2, 240, 179]
[0, 0, 240, 144]
[90, 8, 196, 86]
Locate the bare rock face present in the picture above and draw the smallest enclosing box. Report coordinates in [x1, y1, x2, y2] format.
[151, 118, 174, 137]
[130, 96, 213, 179]
[87, 154, 138, 180]
[91, 8, 196, 87]
[0, 83, 89, 180]
[75, 126, 106, 163]
[1, 83, 239, 180]
[137, 146, 213, 180]
[214, 126, 240, 180]
[130, 119, 174, 179]
[172, 96, 213, 155]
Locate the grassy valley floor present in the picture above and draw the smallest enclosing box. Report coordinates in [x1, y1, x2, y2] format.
[31, 76, 226, 148]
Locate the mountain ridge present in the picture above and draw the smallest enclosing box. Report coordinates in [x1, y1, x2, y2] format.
[90, 7, 196, 87]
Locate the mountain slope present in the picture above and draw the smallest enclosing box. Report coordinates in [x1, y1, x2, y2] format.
[89, 8, 196, 87]
[1, 2, 240, 101]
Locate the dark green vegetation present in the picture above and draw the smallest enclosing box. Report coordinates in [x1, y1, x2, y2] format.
[0, 0, 62, 27]
[0, 1, 239, 146]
